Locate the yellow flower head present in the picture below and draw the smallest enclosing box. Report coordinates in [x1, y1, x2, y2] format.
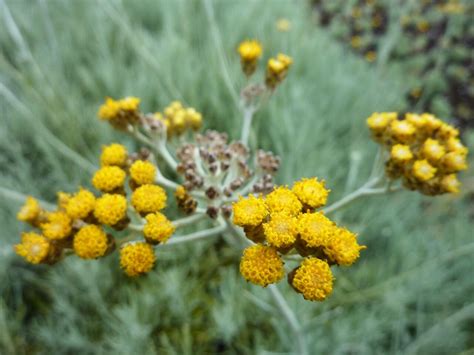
[365, 51, 377, 62]
[267, 58, 286, 75]
[445, 137, 468, 155]
[98, 97, 140, 120]
[297, 212, 335, 248]
[367, 112, 396, 134]
[98, 97, 140, 129]
[290, 257, 333, 301]
[390, 144, 413, 163]
[17, 196, 41, 224]
[420, 113, 442, 133]
[94, 194, 127, 226]
[15, 232, 51, 264]
[265, 53, 292, 88]
[66, 188, 96, 220]
[421, 138, 446, 163]
[57, 191, 71, 211]
[237, 40, 263, 61]
[92, 166, 126, 192]
[436, 123, 459, 140]
[324, 227, 366, 266]
[442, 152, 468, 173]
[239, 245, 284, 287]
[131, 184, 167, 214]
[120, 242, 155, 277]
[440, 174, 461, 194]
[171, 110, 187, 134]
[143, 212, 175, 244]
[276, 18, 291, 32]
[41, 212, 72, 240]
[100, 143, 128, 167]
[412, 159, 437, 182]
[405, 113, 427, 129]
[232, 195, 268, 227]
[292, 178, 329, 209]
[263, 212, 298, 249]
[350, 35, 362, 48]
[265, 186, 302, 216]
[175, 185, 187, 200]
[185, 108, 203, 131]
[130, 160, 156, 186]
[390, 119, 416, 143]
[73, 225, 109, 259]
[277, 53, 293, 68]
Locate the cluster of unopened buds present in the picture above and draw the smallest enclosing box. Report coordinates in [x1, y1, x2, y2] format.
[13, 39, 469, 310]
[367, 112, 468, 195]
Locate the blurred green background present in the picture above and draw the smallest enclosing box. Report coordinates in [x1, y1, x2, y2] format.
[0, 0, 472, 354]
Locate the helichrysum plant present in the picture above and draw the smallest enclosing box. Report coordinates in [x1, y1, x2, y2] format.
[12, 39, 469, 355]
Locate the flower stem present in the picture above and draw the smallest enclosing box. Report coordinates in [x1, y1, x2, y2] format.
[165, 224, 226, 246]
[172, 213, 207, 228]
[241, 106, 256, 146]
[268, 284, 308, 355]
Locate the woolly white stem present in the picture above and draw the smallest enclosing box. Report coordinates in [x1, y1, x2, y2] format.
[240, 106, 256, 146]
[165, 224, 226, 245]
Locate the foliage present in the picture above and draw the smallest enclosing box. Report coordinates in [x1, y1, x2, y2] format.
[0, 0, 472, 353]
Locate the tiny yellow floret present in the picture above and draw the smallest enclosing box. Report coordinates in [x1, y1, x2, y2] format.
[15, 232, 51, 264]
[442, 152, 468, 172]
[292, 178, 329, 209]
[131, 184, 167, 214]
[290, 257, 333, 302]
[130, 160, 156, 186]
[265, 186, 302, 215]
[92, 166, 126, 192]
[390, 120, 416, 143]
[41, 211, 72, 240]
[239, 245, 284, 287]
[120, 242, 156, 277]
[232, 195, 268, 227]
[421, 138, 445, 163]
[94, 194, 127, 226]
[143, 212, 175, 244]
[440, 174, 461, 194]
[100, 143, 128, 167]
[391, 144, 413, 163]
[412, 160, 437, 182]
[73, 225, 109, 259]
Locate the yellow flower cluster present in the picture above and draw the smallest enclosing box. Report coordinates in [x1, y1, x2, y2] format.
[237, 40, 263, 76]
[265, 53, 293, 89]
[154, 101, 202, 137]
[233, 178, 365, 301]
[15, 141, 175, 276]
[98, 97, 140, 129]
[367, 112, 469, 195]
[237, 40, 292, 89]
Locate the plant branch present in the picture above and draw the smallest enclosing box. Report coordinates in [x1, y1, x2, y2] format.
[240, 106, 256, 146]
[165, 224, 226, 246]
